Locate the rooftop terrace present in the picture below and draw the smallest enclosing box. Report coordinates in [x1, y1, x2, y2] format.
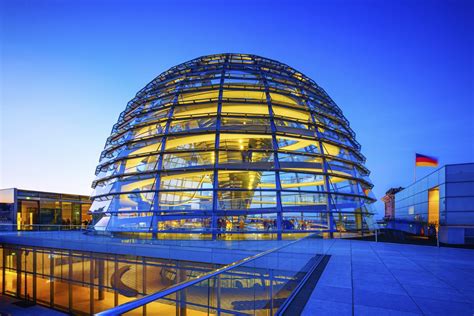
[303, 239, 474, 315]
[0, 231, 473, 315]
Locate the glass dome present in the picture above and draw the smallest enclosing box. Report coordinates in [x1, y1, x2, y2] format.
[89, 53, 376, 239]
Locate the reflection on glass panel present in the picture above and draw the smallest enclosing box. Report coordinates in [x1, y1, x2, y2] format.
[96, 161, 121, 179]
[218, 171, 276, 190]
[312, 113, 345, 131]
[169, 117, 216, 133]
[71, 203, 81, 225]
[223, 77, 260, 86]
[333, 212, 365, 231]
[118, 107, 170, 132]
[274, 118, 315, 137]
[107, 212, 153, 231]
[225, 69, 259, 78]
[165, 134, 215, 151]
[272, 105, 310, 121]
[280, 191, 327, 208]
[282, 212, 328, 231]
[159, 190, 212, 211]
[135, 122, 165, 138]
[100, 140, 162, 165]
[270, 92, 299, 106]
[278, 152, 323, 164]
[62, 202, 72, 225]
[267, 79, 300, 94]
[219, 134, 273, 151]
[174, 102, 217, 118]
[277, 136, 319, 154]
[322, 142, 359, 162]
[178, 90, 219, 104]
[216, 215, 277, 232]
[142, 96, 174, 110]
[160, 172, 213, 190]
[162, 151, 214, 169]
[3, 253, 15, 295]
[306, 98, 339, 117]
[18, 200, 38, 229]
[94, 214, 110, 230]
[138, 106, 170, 121]
[218, 190, 277, 210]
[329, 177, 363, 196]
[218, 150, 274, 164]
[327, 159, 357, 177]
[81, 204, 91, 223]
[92, 179, 115, 197]
[89, 198, 112, 214]
[108, 192, 154, 213]
[183, 74, 221, 88]
[318, 126, 343, 143]
[157, 217, 211, 231]
[279, 172, 325, 191]
[221, 116, 271, 133]
[332, 195, 366, 209]
[109, 176, 156, 194]
[257, 171, 277, 189]
[39, 201, 61, 225]
[121, 155, 158, 174]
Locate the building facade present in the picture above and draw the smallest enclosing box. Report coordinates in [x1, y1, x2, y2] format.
[0, 188, 92, 230]
[381, 187, 404, 219]
[89, 53, 376, 239]
[393, 163, 474, 244]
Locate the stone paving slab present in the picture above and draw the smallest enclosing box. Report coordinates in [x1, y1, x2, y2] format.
[303, 239, 474, 316]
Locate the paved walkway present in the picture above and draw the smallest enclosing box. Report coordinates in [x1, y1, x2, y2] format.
[0, 295, 66, 315]
[303, 239, 474, 315]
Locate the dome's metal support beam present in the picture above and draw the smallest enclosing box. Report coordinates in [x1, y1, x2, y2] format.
[259, 61, 283, 240]
[211, 56, 229, 240]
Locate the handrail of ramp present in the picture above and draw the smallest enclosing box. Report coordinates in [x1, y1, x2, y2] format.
[96, 233, 323, 315]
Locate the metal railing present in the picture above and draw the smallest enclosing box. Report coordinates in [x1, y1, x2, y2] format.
[0, 223, 89, 231]
[96, 233, 323, 316]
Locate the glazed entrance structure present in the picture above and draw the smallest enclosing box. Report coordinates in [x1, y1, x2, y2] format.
[90, 53, 376, 239]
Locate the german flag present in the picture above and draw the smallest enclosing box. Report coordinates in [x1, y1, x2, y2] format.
[416, 153, 438, 167]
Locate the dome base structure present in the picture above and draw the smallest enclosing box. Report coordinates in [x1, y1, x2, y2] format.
[89, 53, 376, 240]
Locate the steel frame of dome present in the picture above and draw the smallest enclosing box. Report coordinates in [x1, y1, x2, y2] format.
[89, 53, 376, 240]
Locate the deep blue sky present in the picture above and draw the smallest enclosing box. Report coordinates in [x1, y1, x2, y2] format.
[1, 0, 473, 215]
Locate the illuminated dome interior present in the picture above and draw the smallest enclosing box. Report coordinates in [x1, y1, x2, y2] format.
[89, 53, 376, 239]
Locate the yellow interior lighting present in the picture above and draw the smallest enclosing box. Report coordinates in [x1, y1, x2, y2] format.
[121, 178, 155, 192]
[220, 133, 272, 142]
[270, 92, 298, 105]
[173, 104, 217, 117]
[124, 157, 148, 171]
[130, 143, 161, 156]
[179, 90, 219, 102]
[321, 142, 340, 156]
[428, 187, 440, 225]
[223, 90, 266, 100]
[221, 103, 268, 115]
[165, 134, 215, 150]
[134, 125, 155, 138]
[272, 105, 309, 121]
[279, 138, 317, 151]
[282, 168, 350, 179]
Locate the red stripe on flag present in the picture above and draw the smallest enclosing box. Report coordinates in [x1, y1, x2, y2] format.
[415, 153, 438, 167]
